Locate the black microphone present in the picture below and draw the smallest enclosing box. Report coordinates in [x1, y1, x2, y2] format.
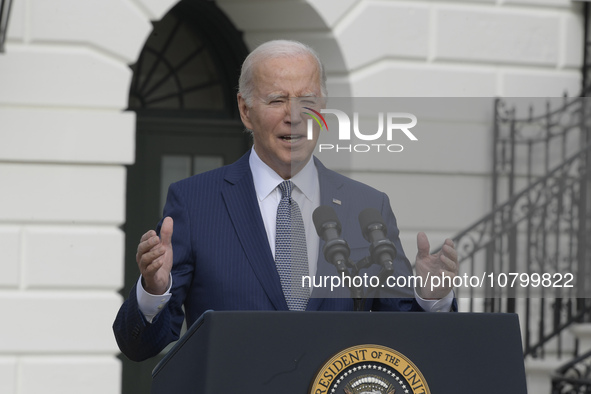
[358, 208, 397, 275]
[313, 205, 351, 273]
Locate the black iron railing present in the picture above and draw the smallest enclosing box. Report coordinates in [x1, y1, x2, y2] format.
[453, 96, 591, 359]
[552, 349, 591, 394]
[551, 3, 591, 391]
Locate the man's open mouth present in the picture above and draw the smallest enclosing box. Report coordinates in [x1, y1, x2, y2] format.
[280, 135, 303, 142]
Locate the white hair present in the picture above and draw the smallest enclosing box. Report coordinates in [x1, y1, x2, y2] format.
[238, 40, 328, 107]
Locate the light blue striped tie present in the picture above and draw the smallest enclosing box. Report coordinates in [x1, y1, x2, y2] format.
[275, 180, 309, 311]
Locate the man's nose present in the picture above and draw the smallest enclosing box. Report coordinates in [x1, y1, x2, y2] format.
[285, 98, 303, 125]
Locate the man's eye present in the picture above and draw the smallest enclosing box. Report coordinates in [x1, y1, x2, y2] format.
[299, 98, 318, 106]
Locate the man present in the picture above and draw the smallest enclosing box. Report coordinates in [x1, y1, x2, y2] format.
[113, 40, 458, 362]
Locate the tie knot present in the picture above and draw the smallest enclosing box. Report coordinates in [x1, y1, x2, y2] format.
[278, 180, 293, 199]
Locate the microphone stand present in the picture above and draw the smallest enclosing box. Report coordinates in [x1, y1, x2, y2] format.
[329, 257, 365, 311]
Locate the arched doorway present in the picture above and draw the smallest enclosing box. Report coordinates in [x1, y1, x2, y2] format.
[122, 1, 249, 392]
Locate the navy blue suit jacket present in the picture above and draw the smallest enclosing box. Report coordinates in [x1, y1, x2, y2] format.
[114, 151, 423, 361]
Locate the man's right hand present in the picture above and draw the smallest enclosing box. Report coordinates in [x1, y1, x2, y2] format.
[136, 217, 174, 295]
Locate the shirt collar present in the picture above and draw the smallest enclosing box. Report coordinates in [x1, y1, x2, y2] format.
[249, 147, 318, 202]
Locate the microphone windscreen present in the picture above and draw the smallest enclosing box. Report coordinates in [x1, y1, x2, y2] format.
[313, 205, 340, 236]
[358, 208, 387, 240]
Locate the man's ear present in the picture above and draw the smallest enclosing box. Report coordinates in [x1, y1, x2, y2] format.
[237, 93, 253, 130]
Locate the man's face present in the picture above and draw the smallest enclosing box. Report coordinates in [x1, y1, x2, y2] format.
[238, 54, 322, 179]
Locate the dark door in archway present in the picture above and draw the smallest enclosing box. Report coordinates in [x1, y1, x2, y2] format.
[122, 1, 249, 393]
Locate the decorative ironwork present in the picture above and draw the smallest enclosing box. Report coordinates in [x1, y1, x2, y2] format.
[552, 350, 591, 394]
[548, 5, 591, 392]
[0, 0, 13, 53]
[452, 95, 591, 359]
[128, 0, 248, 118]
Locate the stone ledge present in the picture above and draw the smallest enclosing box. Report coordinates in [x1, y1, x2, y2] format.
[525, 357, 565, 394]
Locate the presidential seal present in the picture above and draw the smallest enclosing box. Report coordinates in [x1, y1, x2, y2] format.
[309, 345, 430, 394]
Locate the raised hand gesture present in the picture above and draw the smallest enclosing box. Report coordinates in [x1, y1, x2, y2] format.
[136, 217, 174, 295]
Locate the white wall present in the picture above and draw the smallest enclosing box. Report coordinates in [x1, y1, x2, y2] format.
[0, 0, 176, 393]
[0, 0, 584, 393]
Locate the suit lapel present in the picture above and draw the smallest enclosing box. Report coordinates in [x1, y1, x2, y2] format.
[221, 152, 289, 311]
[306, 158, 347, 311]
